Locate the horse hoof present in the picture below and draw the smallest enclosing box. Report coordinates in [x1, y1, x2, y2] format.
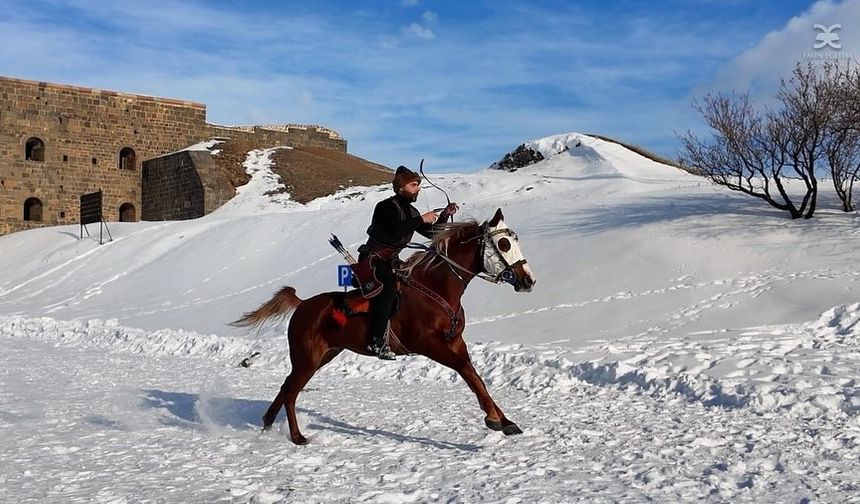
[291, 434, 308, 445]
[502, 423, 523, 436]
[484, 418, 503, 431]
[261, 416, 276, 432]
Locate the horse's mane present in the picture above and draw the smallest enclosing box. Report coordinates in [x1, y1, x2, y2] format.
[397, 219, 480, 277]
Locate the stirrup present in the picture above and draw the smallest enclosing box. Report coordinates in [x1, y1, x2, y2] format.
[369, 343, 396, 360]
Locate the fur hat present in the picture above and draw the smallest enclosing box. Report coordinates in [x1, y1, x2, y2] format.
[392, 165, 421, 192]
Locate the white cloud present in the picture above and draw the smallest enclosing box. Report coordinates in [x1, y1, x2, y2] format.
[406, 22, 435, 40]
[707, 0, 860, 98]
[402, 11, 437, 42]
[0, 0, 776, 171]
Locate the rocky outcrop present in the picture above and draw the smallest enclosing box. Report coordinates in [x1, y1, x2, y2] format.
[490, 144, 545, 172]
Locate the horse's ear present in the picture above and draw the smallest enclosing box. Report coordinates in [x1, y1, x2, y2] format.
[489, 208, 504, 227]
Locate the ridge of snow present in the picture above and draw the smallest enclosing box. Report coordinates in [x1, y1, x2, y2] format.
[212, 146, 298, 216]
[5, 302, 859, 421]
[525, 132, 592, 159]
[515, 132, 690, 184]
[164, 138, 225, 157]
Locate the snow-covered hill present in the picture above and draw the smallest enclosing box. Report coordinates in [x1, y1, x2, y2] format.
[2, 133, 859, 502]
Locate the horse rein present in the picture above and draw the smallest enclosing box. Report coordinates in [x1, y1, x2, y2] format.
[406, 223, 526, 286]
[398, 223, 526, 340]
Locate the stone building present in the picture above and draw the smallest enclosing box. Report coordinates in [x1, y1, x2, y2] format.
[0, 76, 347, 236]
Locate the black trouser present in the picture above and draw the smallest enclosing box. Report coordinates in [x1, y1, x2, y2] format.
[369, 259, 396, 346]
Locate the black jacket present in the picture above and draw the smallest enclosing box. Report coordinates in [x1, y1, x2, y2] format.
[365, 195, 449, 252]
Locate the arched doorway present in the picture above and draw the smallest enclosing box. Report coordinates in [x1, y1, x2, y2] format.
[24, 197, 43, 221]
[119, 203, 136, 222]
[25, 137, 45, 162]
[119, 147, 136, 170]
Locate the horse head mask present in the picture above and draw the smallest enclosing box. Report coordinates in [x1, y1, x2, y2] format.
[481, 208, 536, 292]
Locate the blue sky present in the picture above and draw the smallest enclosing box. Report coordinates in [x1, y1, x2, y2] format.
[1, 0, 857, 171]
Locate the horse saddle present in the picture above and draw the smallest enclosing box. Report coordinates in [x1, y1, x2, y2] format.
[350, 259, 383, 298]
[330, 290, 401, 327]
[350, 244, 403, 298]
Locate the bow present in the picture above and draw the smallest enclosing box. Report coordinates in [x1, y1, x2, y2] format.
[419, 158, 454, 221]
[419, 158, 451, 208]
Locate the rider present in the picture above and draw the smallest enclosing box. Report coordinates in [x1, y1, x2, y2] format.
[361, 165, 458, 360]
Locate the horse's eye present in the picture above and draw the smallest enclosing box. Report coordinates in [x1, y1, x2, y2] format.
[497, 237, 511, 252]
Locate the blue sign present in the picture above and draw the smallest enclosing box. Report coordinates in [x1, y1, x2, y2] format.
[338, 265, 353, 287]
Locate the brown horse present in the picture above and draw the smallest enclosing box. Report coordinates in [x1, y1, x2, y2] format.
[232, 208, 536, 444]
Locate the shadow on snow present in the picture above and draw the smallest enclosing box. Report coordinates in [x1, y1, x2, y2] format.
[530, 191, 860, 238]
[139, 389, 479, 451]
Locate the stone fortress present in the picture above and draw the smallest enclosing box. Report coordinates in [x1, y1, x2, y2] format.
[0, 75, 348, 236]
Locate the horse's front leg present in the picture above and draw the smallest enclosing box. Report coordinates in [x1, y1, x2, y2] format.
[458, 359, 522, 435]
[434, 339, 522, 435]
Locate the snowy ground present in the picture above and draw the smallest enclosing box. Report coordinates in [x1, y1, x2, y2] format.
[2, 133, 860, 502]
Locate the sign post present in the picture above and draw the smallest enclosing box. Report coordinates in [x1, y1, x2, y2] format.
[337, 264, 353, 292]
[80, 189, 113, 245]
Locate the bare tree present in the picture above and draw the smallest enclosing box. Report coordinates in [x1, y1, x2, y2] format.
[825, 130, 860, 211]
[840, 61, 860, 121]
[825, 62, 860, 211]
[678, 63, 838, 219]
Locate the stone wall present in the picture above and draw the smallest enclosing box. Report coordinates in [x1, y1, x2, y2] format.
[140, 151, 205, 221]
[141, 150, 235, 221]
[0, 76, 351, 236]
[0, 76, 206, 235]
[190, 151, 235, 215]
[207, 124, 346, 152]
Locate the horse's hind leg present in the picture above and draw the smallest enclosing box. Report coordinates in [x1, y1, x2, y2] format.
[262, 377, 292, 432]
[282, 364, 317, 445]
[262, 364, 317, 445]
[262, 348, 341, 444]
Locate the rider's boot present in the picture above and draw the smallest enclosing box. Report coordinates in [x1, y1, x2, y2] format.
[368, 326, 396, 360]
[370, 342, 396, 360]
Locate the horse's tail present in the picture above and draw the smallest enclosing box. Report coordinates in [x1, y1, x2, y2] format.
[230, 286, 303, 329]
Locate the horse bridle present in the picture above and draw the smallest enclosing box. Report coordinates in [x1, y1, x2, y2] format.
[414, 222, 526, 286]
[480, 224, 528, 285]
[401, 222, 527, 341]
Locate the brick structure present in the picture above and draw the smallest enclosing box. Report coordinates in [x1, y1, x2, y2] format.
[140, 151, 207, 221]
[207, 124, 344, 150]
[0, 76, 347, 236]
